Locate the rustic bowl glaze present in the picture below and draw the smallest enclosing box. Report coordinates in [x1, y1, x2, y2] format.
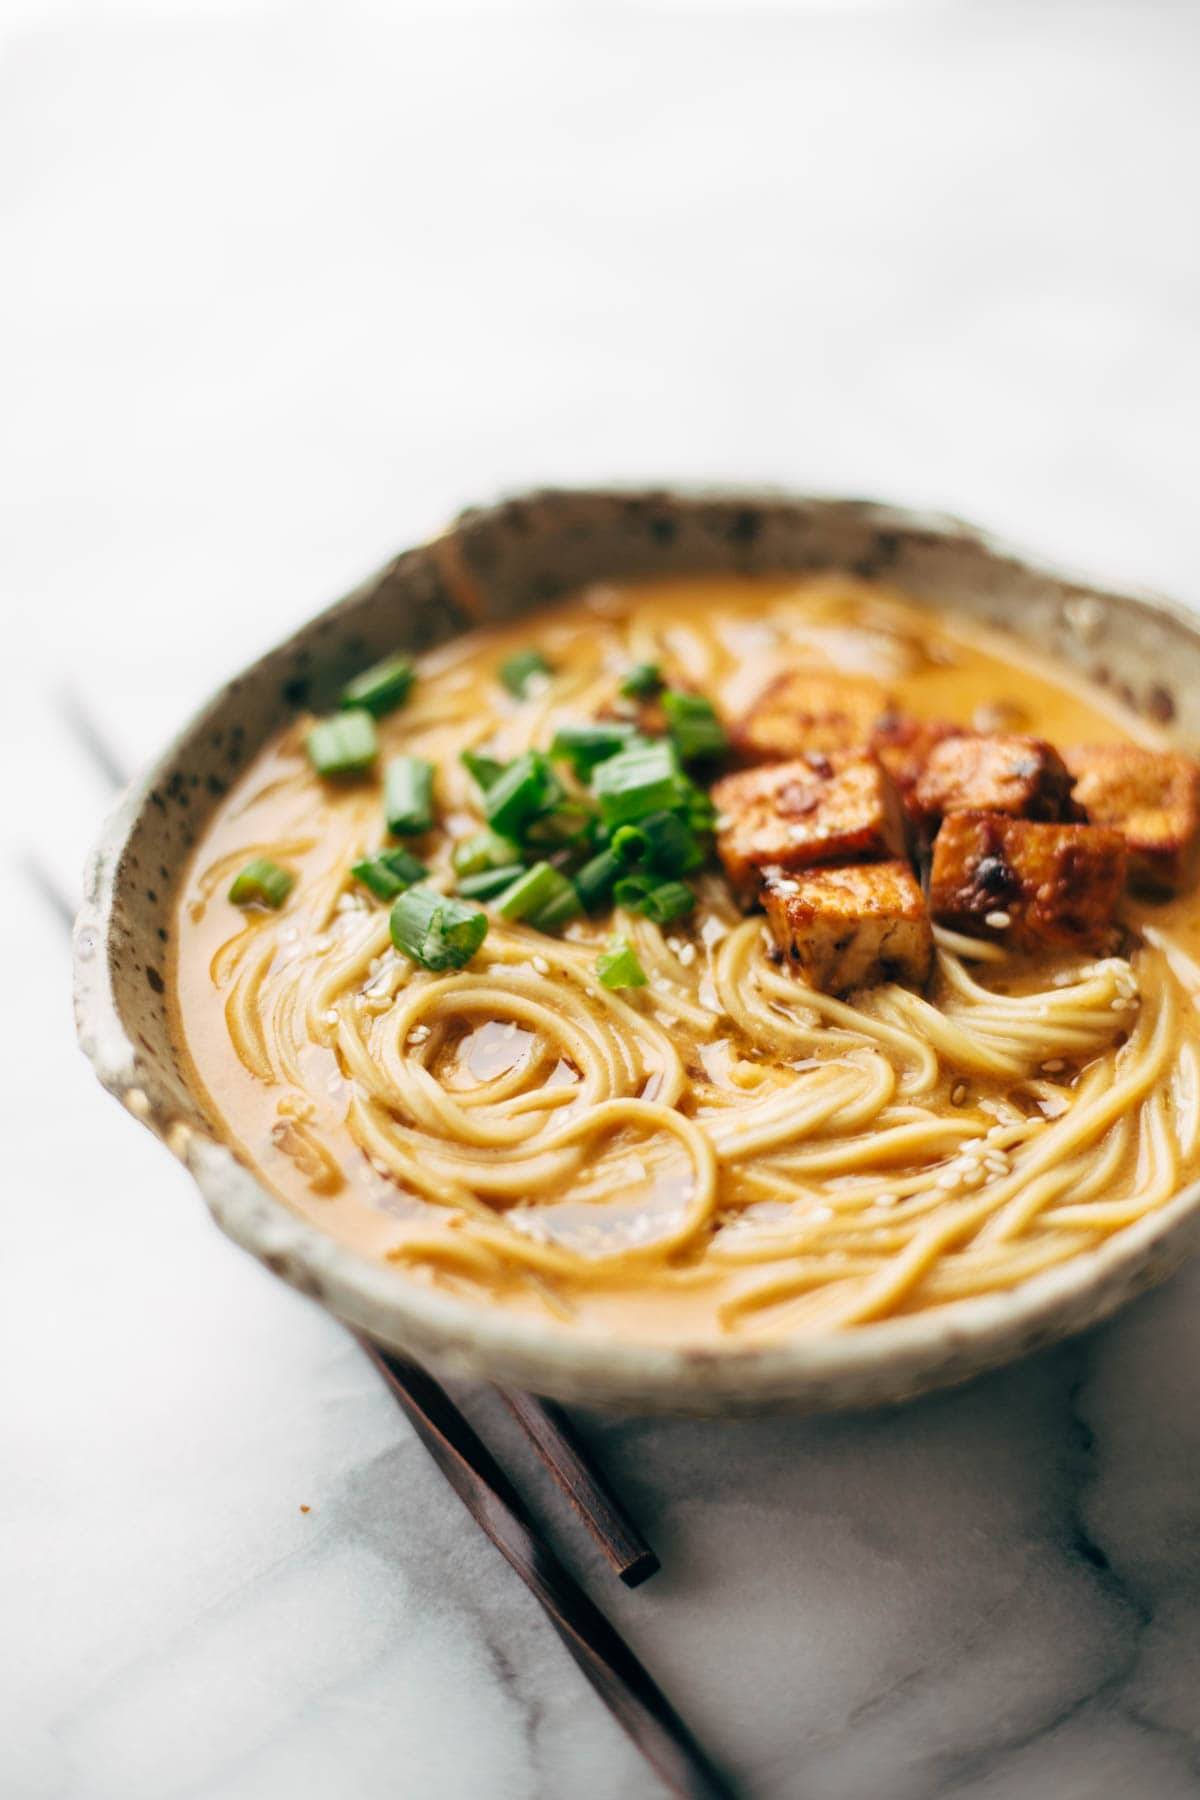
[74, 490, 1200, 1414]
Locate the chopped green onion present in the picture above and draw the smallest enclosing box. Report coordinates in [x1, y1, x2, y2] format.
[596, 938, 647, 989]
[678, 773, 718, 834]
[619, 663, 663, 700]
[461, 748, 507, 793]
[384, 756, 435, 835]
[456, 862, 528, 901]
[609, 825, 647, 865]
[451, 828, 522, 876]
[640, 880, 696, 924]
[306, 709, 378, 776]
[550, 720, 637, 778]
[614, 874, 695, 923]
[339, 654, 414, 718]
[628, 808, 703, 876]
[530, 883, 583, 931]
[662, 690, 727, 764]
[389, 886, 488, 971]
[228, 857, 294, 908]
[482, 750, 562, 838]
[500, 648, 553, 698]
[592, 740, 685, 827]
[613, 873, 654, 910]
[574, 847, 623, 911]
[524, 801, 597, 849]
[351, 847, 427, 901]
[495, 860, 580, 931]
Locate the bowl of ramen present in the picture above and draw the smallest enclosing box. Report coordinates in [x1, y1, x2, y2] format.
[74, 489, 1200, 1413]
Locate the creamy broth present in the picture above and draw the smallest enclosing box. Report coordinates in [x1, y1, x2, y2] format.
[171, 575, 1200, 1344]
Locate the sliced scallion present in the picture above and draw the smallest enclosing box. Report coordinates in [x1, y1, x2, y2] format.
[662, 690, 727, 764]
[591, 739, 684, 827]
[482, 750, 562, 839]
[384, 756, 435, 835]
[351, 847, 427, 901]
[574, 847, 623, 911]
[619, 663, 662, 700]
[339, 654, 414, 718]
[614, 874, 695, 923]
[228, 857, 294, 908]
[456, 862, 528, 901]
[461, 748, 507, 793]
[626, 808, 703, 876]
[306, 709, 378, 776]
[596, 938, 647, 989]
[494, 860, 582, 932]
[389, 886, 488, 971]
[500, 648, 553, 698]
[639, 879, 696, 924]
[550, 720, 637, 778]
[451, 828, 522, 876]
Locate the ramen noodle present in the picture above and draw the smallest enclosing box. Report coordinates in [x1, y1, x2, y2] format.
[171, 575, 1200, 1343]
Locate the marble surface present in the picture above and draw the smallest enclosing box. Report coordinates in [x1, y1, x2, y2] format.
[5, 3, 1200, 1795]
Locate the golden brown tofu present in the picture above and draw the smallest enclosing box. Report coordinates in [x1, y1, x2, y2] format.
[730, 670, 893, 762]
[712, 753, 908, 900]
[928, 812, 1127, 952]
[1063, 743, 1200, 895]
[764, 862, 933, 994]
[870, 715, 964, 817]
[913, 734, 1076, 828]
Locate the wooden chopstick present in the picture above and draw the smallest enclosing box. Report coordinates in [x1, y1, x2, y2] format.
[499, 1390, 660, 1587]
[360, 1341, 732, 1799]
[58, 689, 661, 1591]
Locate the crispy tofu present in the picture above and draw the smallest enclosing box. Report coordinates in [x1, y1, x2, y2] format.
[928, 812, 1126, 952]
[730, 670, 893, 762]
[912, 734, 1077, 828]
[870, 715, 964, 816]
[712, 753, 907, 900]
[1063, 743, 1200, 895]
[764, 861, 933, 995]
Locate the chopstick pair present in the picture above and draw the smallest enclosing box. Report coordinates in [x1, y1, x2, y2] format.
[50, 690, 733, 1799]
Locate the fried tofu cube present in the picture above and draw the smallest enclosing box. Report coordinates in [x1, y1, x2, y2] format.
[712, 753, 907, 899]
[928, 812, 1127, 952]
[870, 715, 964, 816]
[912, 734, 1076, 827]
[764, 861, 933, 994]
[1063, 743, 1200, 895]
[730, 670, 893, 762]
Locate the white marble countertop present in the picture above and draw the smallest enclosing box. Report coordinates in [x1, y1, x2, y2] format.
[5, 3, 1200, 1795]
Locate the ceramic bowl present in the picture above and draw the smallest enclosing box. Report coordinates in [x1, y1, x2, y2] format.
[74, 489, 1200, 1414]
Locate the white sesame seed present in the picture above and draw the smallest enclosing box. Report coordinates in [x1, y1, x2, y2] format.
[875, 1193, 899, 1209]
[532, 955, 551, 976]
[950, 1081, 969, 1106]
[984, 910, 1011, 930]
[323, 1009, 338, 1025]
[936, 1169, 962, 1190]
[407, 1025, 430, 1047]
[1042, 1058, 1065, 1073]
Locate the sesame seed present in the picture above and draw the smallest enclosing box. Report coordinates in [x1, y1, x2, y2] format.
[936, 1169, 962, 1190]
[407, 1025, 430, 1046]
[532, 955, 550, 976]
[677, 942, 697, 966]
[875, 1193, 899, 1208]
[984, 910, 1011, 930]
[323, 1009, 338, 1025]
[950, 1081, 968, 1106]
[1042, 1058, 1065, 1073]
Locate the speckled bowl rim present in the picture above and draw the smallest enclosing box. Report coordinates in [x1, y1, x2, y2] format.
[73, 489, 1200, 1415]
